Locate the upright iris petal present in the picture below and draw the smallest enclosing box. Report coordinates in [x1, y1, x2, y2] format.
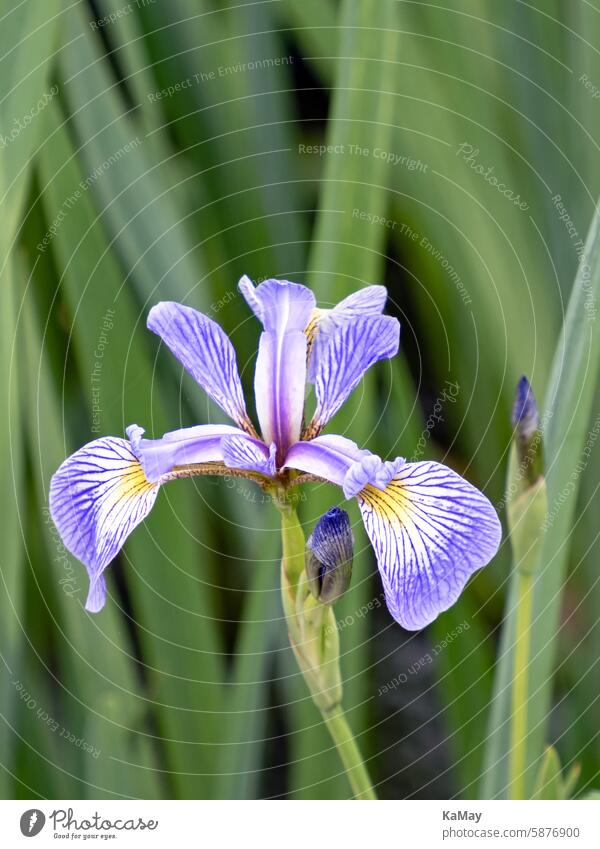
[239, 276, 316, 460]
[305, 284, 388, 360]
[147, 301, 254, 433]
[332, 284, 388, 316]
[306, 314, 400, 436]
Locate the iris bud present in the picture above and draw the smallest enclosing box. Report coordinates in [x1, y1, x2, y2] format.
[512, 375, 544, 486]
[507, 376, 547, 576]
[305, 507, 354, 604]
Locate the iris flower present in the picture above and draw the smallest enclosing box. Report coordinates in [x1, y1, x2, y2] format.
[50, 276, 501, 628]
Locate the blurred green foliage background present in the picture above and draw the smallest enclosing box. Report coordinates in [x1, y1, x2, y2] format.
[1, 0, 599, 800]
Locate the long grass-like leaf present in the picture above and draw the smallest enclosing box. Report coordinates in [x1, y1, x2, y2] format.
[20, 267, 162, 798]
[0, 0, 62, 798]
[36, 102, 226, 797]
[483, 200, 600, 798]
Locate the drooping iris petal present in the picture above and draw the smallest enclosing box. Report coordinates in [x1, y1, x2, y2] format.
[127, 423, 257, 483]
[357, 461, 502, 630]
[306, 315, 400, 434]
[239, 276, 316, 459]
[221, 435, 277, 476]
[49, 437, 159, 612]
[147, 301, 253, 432]
[50, 422, 276, 612]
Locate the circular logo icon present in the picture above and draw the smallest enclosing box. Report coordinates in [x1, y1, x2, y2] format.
[19, 810, 46, 837]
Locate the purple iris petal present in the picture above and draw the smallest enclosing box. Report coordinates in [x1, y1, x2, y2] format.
[308, 315, 400, 432]
[343, 455, 406, 498]
[238, 274, 265, 320]
[306, 285, 390, 380]
[285, 437, 404, 497]
[239, 276, 316, 459]
[221, 435, 277, 476]
[147, 302, 252, 431]
[127, 423, 255, 483]
[358, 460, 502, 630]
[49, 437, 159, 612]
[333, 284, 388, 316]
[283, 434, 373, 487]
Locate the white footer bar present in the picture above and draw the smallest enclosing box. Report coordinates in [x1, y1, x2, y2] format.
[0, 799, 598, 847]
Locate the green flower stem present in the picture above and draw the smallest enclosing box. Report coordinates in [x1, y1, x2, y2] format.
[278, 498, 377, 800]
[510, 569, 534, 800]
[322, 704, 377, 800]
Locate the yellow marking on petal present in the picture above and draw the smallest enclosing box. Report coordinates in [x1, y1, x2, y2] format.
[304, 307, 327, 345]
[92, 460, 159, 551]
[359, 480, 415, 527]
[115, 461, 157, 500]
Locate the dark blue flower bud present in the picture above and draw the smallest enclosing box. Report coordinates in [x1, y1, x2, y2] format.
[511, 375, 544, 486]
[305, 507, 354, 605]
[512, 375, 539, 439]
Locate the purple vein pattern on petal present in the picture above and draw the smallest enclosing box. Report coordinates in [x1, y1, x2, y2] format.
[221, 435, 277, 476]
[305, 286, 389, 381]
[127, 423, 247, 483]
[357, 461, 502, 630]
[239, 277, 316, 458]
[147, 302, 250, 430]
[49, 437, 159, 612]
[309, 315, 400, 431]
